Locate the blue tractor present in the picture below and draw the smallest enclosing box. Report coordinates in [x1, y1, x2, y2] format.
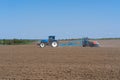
[38, 36, 59, 48]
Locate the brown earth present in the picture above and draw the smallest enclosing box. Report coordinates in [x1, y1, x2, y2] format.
[0, 40, 120, 80]
[97, 40, 120, 48]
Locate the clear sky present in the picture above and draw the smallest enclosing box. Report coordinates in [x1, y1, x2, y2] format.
[0, 0, 120, 39]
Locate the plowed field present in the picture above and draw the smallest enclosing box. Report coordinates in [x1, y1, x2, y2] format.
[0, 40, 120, 80]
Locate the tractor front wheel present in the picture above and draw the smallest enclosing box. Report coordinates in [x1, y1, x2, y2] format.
[51, 41, 58, 47]
[40, 43, 46, 48]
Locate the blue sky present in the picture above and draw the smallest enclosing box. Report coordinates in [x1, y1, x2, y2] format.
[0, 0, 120, 39]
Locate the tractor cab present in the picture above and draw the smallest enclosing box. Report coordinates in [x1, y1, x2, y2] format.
[48, 36, 56, 42]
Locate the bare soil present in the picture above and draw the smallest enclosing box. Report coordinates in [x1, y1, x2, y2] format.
[97, 40, 120, 48]
[0, 40, 120, 80]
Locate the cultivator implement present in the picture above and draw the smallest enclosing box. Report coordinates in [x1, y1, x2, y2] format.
[59, 38, 99, 47]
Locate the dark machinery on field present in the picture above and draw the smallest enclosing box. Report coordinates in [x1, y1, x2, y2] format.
[37, 36, 59, 48]
[81, 37, 99, 47]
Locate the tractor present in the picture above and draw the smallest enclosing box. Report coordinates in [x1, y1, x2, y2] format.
[37, 36, 99, 48]
[38, 36, 59, 48]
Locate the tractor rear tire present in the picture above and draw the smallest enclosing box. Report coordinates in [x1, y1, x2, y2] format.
[40, 43, 46, 48]
[51, 41, 58, 47]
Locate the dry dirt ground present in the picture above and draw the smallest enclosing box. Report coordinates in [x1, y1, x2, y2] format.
[0, 40, 120, 80]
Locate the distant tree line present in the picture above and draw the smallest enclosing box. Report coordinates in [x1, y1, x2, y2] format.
[95, 38, 120, 40]
[59, 38, 120, 41]
[0, 39, 36, 45]
[0, 38, 119, 45]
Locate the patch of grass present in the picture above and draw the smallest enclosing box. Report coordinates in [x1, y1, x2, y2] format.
[0, 39, 36, 45]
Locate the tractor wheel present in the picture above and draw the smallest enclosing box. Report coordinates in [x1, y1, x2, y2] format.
[51, 41, 58, 47]
[40, 43, 46, 48]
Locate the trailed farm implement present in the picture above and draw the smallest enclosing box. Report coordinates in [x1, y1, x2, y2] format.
[37, 36, 99, 48]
